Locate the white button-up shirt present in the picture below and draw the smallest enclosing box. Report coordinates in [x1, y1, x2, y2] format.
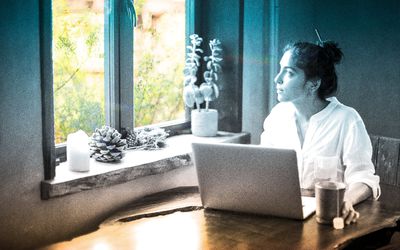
[260, 97, 380, 199]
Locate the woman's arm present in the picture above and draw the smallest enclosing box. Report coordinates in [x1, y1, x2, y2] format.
[342, 182, 372, 224]
[345, 182, 372, 205]
[342, 119, 380, 199]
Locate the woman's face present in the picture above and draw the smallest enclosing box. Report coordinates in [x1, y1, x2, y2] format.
[274, 50, 308, 103]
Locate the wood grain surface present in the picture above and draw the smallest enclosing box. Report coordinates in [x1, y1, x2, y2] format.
[42, 187, 400, 250]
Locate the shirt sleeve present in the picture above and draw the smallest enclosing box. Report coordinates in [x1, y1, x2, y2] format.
[260, 114, 275, 146]
[260, 104, 284, 147]
[343, 119, 381, 199]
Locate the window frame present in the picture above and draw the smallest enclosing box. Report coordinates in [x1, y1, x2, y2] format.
[105, 0, 133, 132]
[40, 0, 56, 180]
[42, 0, 198, 180]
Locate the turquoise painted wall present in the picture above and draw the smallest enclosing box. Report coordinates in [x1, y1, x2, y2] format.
[314, 0, 400, 138]
[242, 0, 271, 144]
[276, 0, 400, 138]
[197, 0, 244, 133]
[243, 0, 399, 143]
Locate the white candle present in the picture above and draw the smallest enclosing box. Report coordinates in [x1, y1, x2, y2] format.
[67, 130, 90, 172]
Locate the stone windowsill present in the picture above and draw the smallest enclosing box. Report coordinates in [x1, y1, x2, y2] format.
[41, 131, 250, 199]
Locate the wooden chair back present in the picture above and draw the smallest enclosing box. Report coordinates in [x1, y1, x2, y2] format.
[370, 135, 400, 210]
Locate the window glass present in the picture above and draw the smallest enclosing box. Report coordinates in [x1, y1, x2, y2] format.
[52, 0, 105, 144]
[52, 0, 186, 145]
[133, 0, 186, 126]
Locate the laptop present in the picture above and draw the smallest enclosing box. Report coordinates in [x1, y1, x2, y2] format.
[191, 142, 316, 220]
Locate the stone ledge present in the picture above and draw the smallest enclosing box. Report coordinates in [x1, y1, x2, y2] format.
[41, 131, 250, 199]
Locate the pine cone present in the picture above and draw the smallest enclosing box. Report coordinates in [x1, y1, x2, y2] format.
[89, 126, 127, 162]
[126, 130, 137, 148]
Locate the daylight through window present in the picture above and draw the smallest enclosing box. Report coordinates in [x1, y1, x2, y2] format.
[133, 0, 186, 127]
[53, 0, 186, 145]
[52, 0, 105, 144]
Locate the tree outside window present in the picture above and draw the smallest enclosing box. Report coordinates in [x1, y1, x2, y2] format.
[53, 0, 185, 144]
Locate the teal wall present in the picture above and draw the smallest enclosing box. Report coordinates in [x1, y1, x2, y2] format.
[313, 0, 400, 138]
[243, 0, 400, 143]
[0, 0, 399, 249]
[242, 0, 271, 144]
[197, 0, 244, 133]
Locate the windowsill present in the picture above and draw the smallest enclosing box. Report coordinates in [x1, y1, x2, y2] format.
[41, 131, 250, 199]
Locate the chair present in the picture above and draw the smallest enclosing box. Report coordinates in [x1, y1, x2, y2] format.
[370, 135, 400, 210]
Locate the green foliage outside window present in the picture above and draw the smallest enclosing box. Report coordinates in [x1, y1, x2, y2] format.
[53, 0, 185, 144]
[53, 0, 105, 144]
[133, 0, 185, 127]
[134, 48, 184, 126]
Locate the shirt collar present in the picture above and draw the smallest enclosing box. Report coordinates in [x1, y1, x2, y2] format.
[310, 97, 339, 122]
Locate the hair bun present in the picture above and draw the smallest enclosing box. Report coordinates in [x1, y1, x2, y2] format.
[321, 41, 343, 64]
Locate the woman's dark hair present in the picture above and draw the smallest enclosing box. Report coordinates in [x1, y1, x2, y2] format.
[283, 41, 343, 99]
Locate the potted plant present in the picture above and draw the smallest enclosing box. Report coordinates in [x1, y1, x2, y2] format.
[183, 34, 223, 136]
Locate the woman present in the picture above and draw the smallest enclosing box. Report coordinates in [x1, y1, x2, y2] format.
[260, 41, 380, 225]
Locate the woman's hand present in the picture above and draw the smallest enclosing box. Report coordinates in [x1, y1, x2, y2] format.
[341, 200, 360, 224]
[341, 182, 373, 225]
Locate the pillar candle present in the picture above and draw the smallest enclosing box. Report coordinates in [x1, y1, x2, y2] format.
[67, 130, 90, 172]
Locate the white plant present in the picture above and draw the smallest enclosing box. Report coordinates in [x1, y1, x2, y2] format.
[183, 34, 223, 111]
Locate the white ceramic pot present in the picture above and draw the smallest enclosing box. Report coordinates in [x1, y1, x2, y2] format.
[191, 109, 218, 137]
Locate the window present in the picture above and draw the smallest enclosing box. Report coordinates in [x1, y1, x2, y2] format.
[52, 0, 188, 142]
[52, 0, 106, 144]
[42, 0, 243, 181]
[40, 0, 198, 179]
[50, 0, 192, 165]
[133, 0, 186, 127]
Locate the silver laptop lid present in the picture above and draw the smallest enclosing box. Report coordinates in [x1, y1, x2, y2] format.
[192, 142, 307, 220]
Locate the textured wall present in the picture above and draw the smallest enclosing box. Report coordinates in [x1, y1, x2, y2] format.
[314, 0, 400, 138]
[242, 0, 271, 144]
[244, 0, 399, 142]
[276, 0, 400, 138]
[199, 0, 244, 133]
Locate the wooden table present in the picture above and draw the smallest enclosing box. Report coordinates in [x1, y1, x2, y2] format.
[43, 187, 400, 250]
